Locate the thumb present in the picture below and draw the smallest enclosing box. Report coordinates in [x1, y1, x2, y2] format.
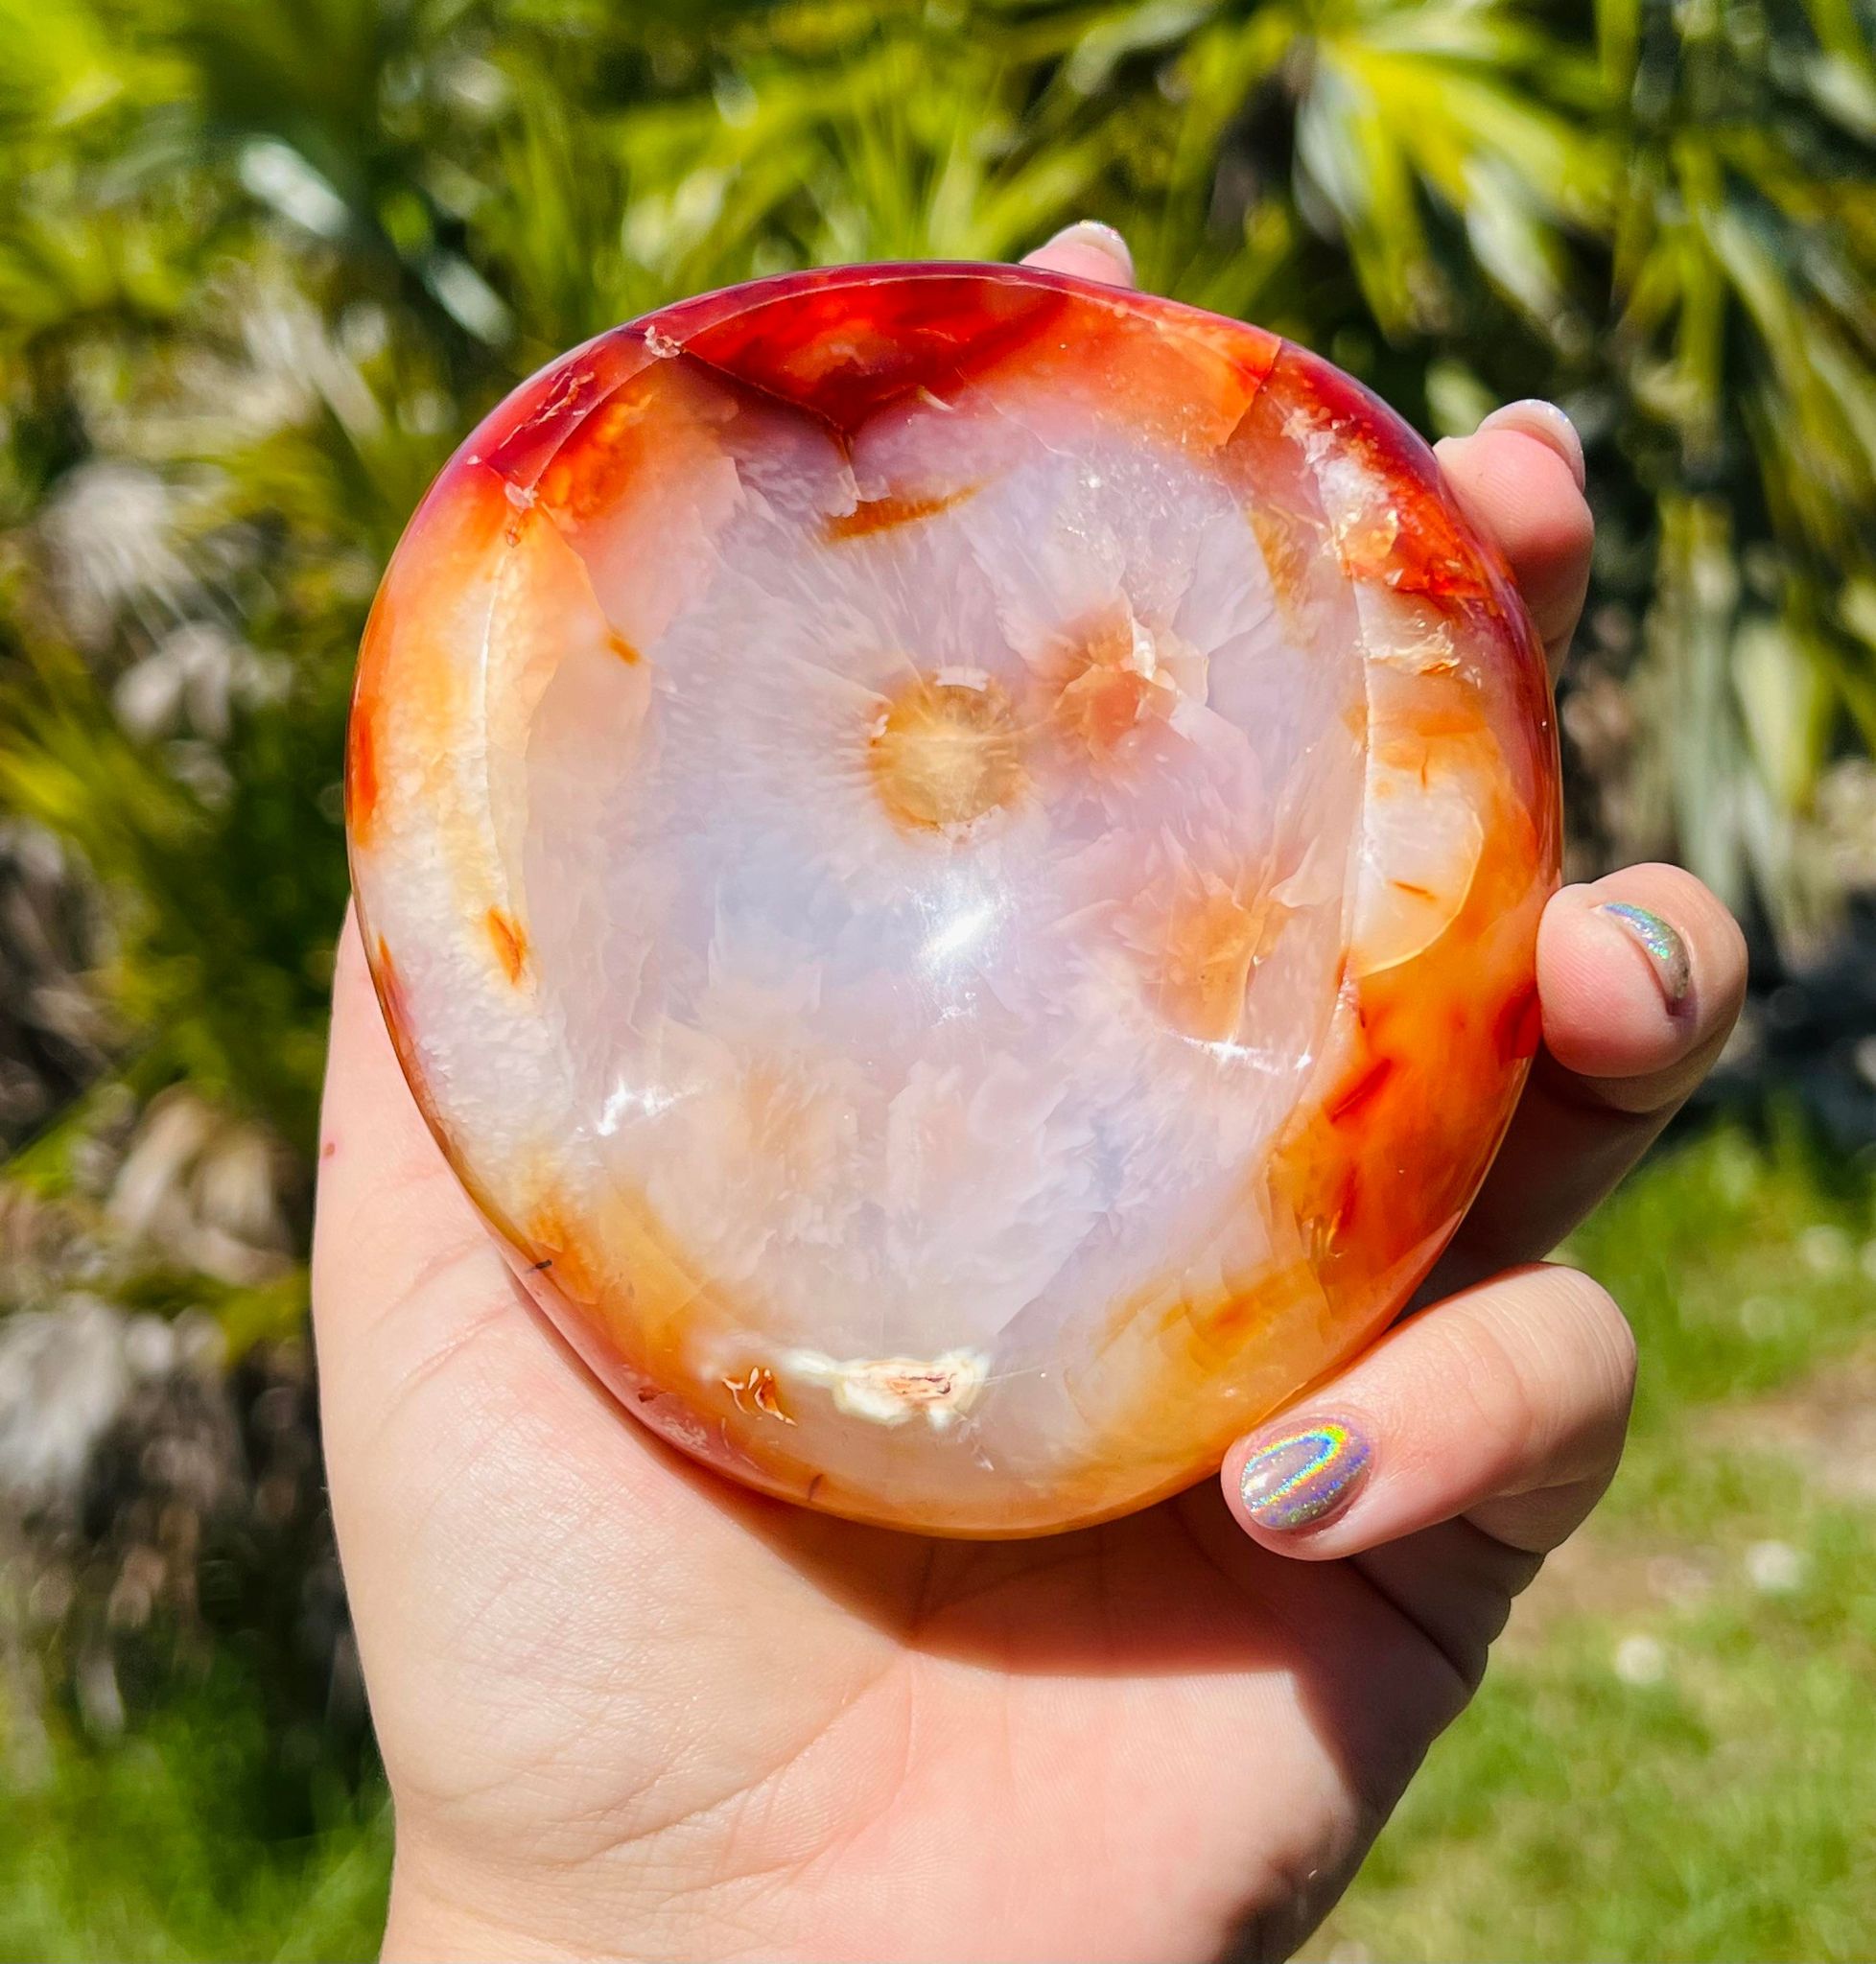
[312, 905, 501, 1384]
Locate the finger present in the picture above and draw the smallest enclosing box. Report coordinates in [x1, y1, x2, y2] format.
[1434, 403, 1592, 669]
[1020, 220, 1136, 288]
[1224, 1261, 1634, 1563]
[1437, 862, 1747, 1287]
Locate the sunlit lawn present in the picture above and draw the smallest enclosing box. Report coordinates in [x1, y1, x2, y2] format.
[0, 1675, 388, 1964]
[2, 1125, 1870, 1963]
[1309, 1123, 1876, 1962]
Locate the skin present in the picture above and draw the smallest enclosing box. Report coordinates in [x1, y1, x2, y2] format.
[312, 225, 1749, 1962]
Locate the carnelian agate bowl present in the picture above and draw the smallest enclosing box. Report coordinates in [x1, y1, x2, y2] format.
[346, 264, 1560, 1536]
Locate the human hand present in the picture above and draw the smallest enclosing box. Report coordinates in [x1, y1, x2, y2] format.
[312, 224, 1747, 1962]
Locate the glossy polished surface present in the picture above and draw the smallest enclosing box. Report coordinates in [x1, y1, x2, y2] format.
[346, 265, 1560, 1535]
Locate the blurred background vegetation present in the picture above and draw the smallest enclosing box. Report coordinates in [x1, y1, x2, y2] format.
[1, 1, 1874, 1957]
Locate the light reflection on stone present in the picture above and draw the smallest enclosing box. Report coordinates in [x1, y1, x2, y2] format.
[346, 264, 1559, 1534]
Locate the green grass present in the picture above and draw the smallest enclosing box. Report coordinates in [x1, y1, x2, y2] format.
[1308, 1471, 1876, 1960]
[1307, 1123, 1876, 1962]
[3, 1124, 1870, 1962]
[1572, 1120, 1873, 1441]
[0, 1672, 388, 1964]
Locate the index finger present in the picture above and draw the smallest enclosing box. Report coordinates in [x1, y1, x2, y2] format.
[1436, 407, 1593, 671]
[1432, 862, 1747, 1293]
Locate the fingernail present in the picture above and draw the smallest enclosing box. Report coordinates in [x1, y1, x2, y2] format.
[1478, 399, 1586, 491]
[1595, 901, 1692, 1008]
[1037, 220, 1134, 279]
[1238, 1418, 1373, 1531]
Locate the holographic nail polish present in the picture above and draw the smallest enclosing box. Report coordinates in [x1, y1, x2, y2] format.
[1238, 1419, 1373, 1531]
[1596, 901, 1692, 1008]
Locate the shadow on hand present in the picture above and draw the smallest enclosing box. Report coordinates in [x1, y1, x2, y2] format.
[521, 1274, 1467, 1838]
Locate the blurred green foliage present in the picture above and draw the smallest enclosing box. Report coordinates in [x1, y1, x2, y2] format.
[0, 1662, 389, 1963]
[2, 4, 1875, 1959]
[2, 0, 1874, 1217]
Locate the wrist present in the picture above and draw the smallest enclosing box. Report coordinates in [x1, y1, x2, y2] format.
[384, 1863, 576, 1963]
[384, 1846, 652, 1964]
[381, 1831, 779, 1964]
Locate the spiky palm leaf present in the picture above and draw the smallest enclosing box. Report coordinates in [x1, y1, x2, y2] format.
[0, 2, 1873, 1776]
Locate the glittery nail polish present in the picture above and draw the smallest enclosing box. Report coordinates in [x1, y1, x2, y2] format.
[1238, 1419, 1372, 1531]
[1596, 901, 1692, 1008]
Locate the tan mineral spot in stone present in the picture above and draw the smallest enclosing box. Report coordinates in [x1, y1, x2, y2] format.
[869, 674, 1025, 832]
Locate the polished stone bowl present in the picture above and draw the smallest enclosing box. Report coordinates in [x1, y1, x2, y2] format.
[346, 264, 1559, 1535]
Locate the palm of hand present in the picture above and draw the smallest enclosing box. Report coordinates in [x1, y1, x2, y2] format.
[324, 1123, 1477, 1964]
[316, 240, 1746, 1960]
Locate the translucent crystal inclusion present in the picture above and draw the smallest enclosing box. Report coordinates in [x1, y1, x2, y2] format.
[346, 264, 1560, 1535]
